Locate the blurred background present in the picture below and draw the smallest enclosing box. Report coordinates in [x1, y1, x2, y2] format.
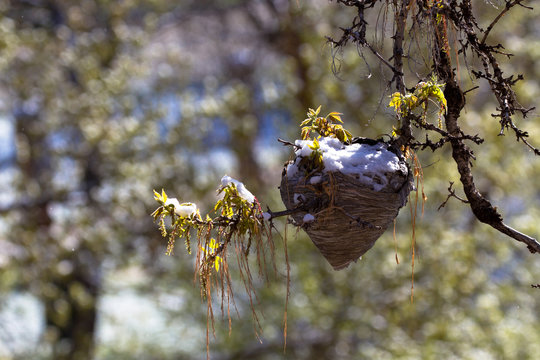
[0, 0, 539, 359]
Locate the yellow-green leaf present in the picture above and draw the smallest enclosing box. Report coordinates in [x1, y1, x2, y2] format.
[300, 118, 312, 126]
[301, 127, 310, 140]
[161, 189, 167, 202]
[214, 199, 223, 211]
[308, 137, 320, 150]
[327, 112, 343, 123]
[214, 256, 221, 271]
[389, 92, 402, 109]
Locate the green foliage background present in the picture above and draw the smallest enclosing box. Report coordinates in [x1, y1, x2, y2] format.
[0, 0, 538, 359]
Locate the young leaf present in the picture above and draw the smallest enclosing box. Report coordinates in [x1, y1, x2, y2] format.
[308, 137, 320, 150]
[300, 118, 312, 127]
[327, 112, 343, 123]
[151, 207, 163, 220]
[389, 92, 403, 111]
[153, 189, 159, 200]
[336, 129, 345, 142]
[301, 127, 310, 140]
[161, 189, 168, 203]
[214, 199, 223, 211]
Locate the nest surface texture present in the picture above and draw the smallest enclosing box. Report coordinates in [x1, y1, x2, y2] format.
[280, 137, 412, 270]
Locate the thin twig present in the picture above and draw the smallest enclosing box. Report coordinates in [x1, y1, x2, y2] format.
[462, 85, 479, 95]
[264, 199, 320, 221]
[438, 182, 469, 210]
[265, 208, 302, 219]
[334, 206, 381, 230]
[365, 42, 403, 76]
[277, 138, 300, 150]
[481, 1, 532, 45]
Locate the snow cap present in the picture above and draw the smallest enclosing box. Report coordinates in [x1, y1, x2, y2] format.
[165, 198, 197, 217]
[221, 175, 256, 204]
[289, 137, 407, 192]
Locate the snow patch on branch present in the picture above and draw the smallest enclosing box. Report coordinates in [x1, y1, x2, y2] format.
[165, 198, 197, 217]
[221, 175, 256, 204]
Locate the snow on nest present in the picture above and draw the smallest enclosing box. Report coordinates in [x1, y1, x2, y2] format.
[286, 137, 408, 192]
[220, 175, 256, 204]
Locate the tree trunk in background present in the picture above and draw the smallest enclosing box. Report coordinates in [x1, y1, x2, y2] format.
[44, 260, 99, 360]
[15, 112, 100, 360]
[230, 126, 264, 194]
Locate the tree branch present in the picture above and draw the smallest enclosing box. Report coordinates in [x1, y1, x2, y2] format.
[329, 0, 540, 253]
[277, 138, 301, 150]
[434, 1, 540, 253]
[264, 198, 321, 221]
[454, 1, 539, 154]
[492, 222, 540, 253]
[480, 0, 533, 45]
[393, 0, 413, 148]
[326, 1, 402, 77]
